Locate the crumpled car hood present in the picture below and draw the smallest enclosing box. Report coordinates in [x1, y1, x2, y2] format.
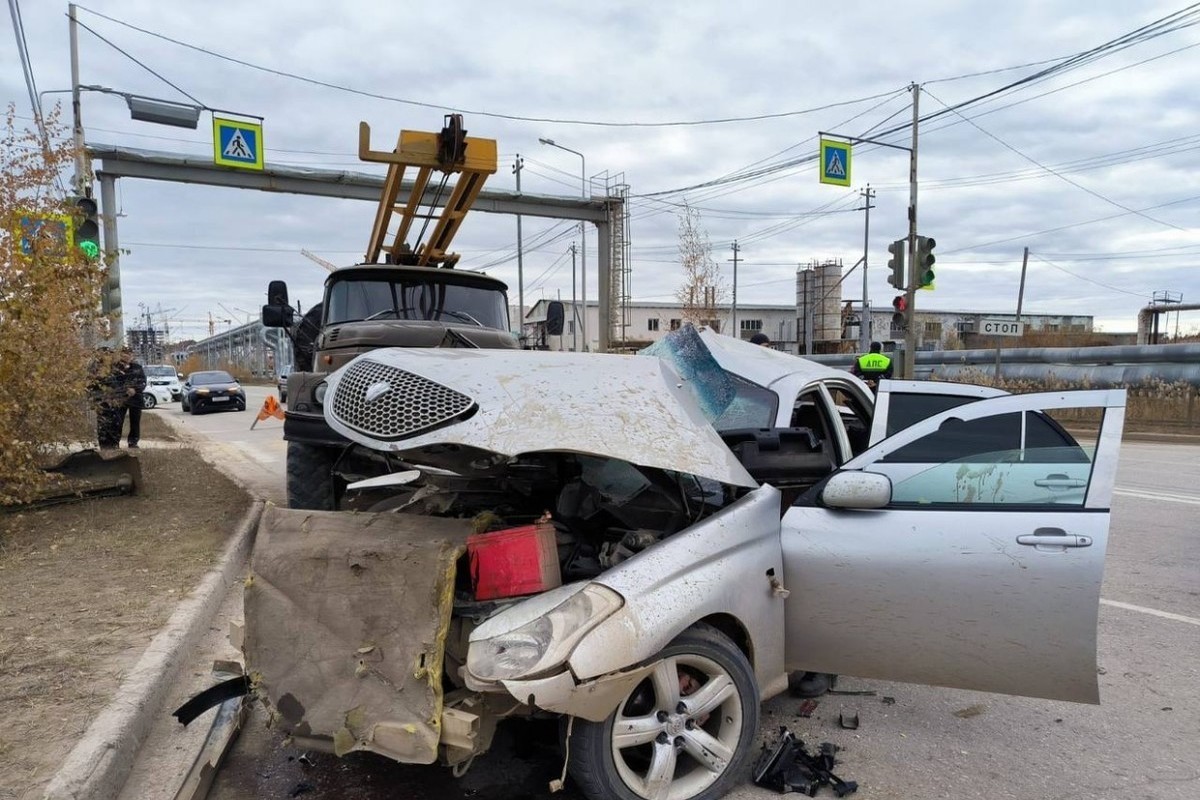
[322, 348, 757, 488]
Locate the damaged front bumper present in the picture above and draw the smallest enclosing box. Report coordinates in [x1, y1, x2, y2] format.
[238, 505, 638, 768]
[244, 506, 468, 765]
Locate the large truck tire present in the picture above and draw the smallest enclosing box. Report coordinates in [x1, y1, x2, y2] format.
[286, 441, 338, 510]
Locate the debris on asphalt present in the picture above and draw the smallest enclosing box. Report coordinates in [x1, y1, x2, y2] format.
[952, 703, 988, 719]
[838, 711, 860, 730]
[881, 696, 896, 705]
[798, 699, 820, 718]
[753, 727, 859, 796]
[827, 689, 876, 696]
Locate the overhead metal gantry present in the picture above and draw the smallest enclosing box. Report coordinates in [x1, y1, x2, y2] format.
[90, 143, 622, 350]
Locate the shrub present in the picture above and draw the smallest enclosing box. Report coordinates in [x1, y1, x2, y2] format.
[0, 107, 109, 504]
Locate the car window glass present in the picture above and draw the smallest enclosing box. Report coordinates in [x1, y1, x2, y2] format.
[885, 405, 1101, 507]
[885, 393, 977, 437]
[712, 374, 778, 431]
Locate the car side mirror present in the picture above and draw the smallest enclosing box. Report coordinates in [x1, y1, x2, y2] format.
[821, 471, 892, 509]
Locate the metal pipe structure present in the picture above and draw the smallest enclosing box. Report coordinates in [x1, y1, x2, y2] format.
[806, 343, 1200, 387]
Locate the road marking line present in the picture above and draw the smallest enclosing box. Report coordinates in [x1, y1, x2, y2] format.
[1114, 488, 1200, 506]
[1100, 599, 1200, 627]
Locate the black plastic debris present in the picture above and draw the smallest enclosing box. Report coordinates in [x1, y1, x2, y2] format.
[172, 676, 252, 726]
[753, 727, 859, 797]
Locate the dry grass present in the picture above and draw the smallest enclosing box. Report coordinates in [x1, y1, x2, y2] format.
[0, 442, 251, 799]
[942, 369, 1198, 431]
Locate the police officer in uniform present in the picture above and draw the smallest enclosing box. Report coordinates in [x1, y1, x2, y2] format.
[852, 341, 893, 392]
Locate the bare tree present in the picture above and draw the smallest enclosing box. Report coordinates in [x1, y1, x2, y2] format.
[674, 203, 726, 329]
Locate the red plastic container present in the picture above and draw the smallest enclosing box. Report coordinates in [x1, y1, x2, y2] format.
[467, 523, 563, 601]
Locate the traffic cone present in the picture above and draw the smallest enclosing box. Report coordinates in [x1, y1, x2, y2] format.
[250, 394, 287, 430]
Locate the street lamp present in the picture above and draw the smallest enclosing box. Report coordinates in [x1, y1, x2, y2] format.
[538, 137, 588, 351]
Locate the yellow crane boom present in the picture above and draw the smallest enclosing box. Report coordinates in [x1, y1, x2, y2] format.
[359, 114, 498, 268]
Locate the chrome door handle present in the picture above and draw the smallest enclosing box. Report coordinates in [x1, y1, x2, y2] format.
[1035, 474, 1087, 489]
[1017, 527, 1092, 548]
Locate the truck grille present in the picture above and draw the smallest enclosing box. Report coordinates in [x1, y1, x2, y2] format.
[330, 358, 475, 441]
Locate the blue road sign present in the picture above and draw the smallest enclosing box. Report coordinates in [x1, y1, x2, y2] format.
[819, 138, 852, 186]
[213, 116, 264, 171]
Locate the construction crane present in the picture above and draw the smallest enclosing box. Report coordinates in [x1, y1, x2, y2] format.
[359, 114, 498, 267]
[300, 249, 337, 272]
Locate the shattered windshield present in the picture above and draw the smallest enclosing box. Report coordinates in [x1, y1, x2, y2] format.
[326, 278, 509, 330]
[640, 325, 778, 430]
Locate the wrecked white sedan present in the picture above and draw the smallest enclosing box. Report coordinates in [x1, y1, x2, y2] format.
[238, 328, 1125, 800]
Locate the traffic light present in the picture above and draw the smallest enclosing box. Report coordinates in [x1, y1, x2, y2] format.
[886, 238, 906, 288]
[916, 235, 936, 289]
[73, 196, 101, 261]
[891, 295, 907, 331]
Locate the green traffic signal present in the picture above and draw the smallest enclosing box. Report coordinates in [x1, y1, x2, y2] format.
[916, 235, 936, 289]
[73, 196, 101, 261]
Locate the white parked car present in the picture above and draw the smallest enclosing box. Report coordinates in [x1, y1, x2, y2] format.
[227, 327, 1125, 800]
[144, 364, 182, 401]
[141, 383, 173, 409]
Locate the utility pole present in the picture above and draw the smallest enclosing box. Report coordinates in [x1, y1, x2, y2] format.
[69, 3, 87, 194]
[1016, 246, 1029, 321]
[570, 243, 578, 352]
[858, 186, 875, 353]
[729, 240, 741, 336]
[513, 155, 525, 340]
[902, 82, 921, 379]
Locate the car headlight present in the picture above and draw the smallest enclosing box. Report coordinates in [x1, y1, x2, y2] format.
[313, 381, 328, 407]
[467, 583, 623, 681]
[196, 388, 210, 395]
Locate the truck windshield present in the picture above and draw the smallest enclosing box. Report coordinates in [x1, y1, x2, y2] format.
[325, 278, 508, 330]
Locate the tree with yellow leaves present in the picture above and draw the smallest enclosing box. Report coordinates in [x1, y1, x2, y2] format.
[1, 106, 109, 504]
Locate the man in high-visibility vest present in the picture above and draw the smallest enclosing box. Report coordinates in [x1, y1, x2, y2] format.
[852, 341, 893, 390]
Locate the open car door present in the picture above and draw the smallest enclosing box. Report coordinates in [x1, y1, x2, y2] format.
[868, 379, 1007, 446]
[781, 389, 1125, 704]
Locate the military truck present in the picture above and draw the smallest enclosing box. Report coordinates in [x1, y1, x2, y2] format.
[261, 116, 518, 509]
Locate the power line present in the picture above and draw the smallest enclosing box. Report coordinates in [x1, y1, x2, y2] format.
[940, 192, 1200, 254]
[1030, 254, 1150, 298]
[74, 5, 906, 128]
[921, 85, 1193, 235]
[74, 17, 204, 106]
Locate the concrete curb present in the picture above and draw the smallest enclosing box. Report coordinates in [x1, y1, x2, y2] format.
[43, 499, 266, 800]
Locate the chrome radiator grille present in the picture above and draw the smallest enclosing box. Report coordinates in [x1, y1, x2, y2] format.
[330, 358, 475, 441]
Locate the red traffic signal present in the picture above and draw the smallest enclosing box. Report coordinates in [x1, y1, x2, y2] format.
[892, 295, 908, 313]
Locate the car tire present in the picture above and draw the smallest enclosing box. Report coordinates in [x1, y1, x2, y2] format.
[568, 623, 759, 800]
[142, 393, 157, 409]
[190, 404, 203, 415]
[286, 441, 338, 510]
[181, 398, 190, 412]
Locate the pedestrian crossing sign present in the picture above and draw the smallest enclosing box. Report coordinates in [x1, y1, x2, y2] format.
[213, 116, 264, 171]
[819, 138, 852, 186]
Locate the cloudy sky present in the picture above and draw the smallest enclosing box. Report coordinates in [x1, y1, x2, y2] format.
[5, 0, 1200, 340]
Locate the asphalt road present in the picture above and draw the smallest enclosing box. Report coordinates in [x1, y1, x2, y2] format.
[141, 402, 1200, 800]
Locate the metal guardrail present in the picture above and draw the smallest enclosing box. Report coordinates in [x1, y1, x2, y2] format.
[807, 343, 1200, 388]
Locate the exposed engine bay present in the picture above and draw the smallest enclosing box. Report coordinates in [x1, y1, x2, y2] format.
[342, 448, 737, 587]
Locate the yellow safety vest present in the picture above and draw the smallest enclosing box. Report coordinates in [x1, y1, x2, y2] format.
[857, 352, 891, 374]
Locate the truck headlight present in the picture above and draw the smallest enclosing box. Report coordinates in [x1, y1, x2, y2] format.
[467, 583, 622, 681]
[313, 381, 328, 408]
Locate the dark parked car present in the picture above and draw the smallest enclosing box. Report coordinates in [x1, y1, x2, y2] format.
[181, 370, 247, 415]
